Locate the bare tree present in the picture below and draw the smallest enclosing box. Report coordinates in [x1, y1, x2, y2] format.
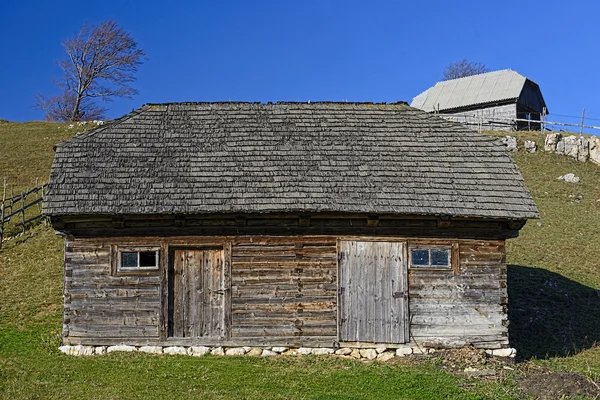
[443, 59, 490, 81]
[36, 20, 145, 121]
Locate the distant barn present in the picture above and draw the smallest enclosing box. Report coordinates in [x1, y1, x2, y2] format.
[411, 70, 548, 131]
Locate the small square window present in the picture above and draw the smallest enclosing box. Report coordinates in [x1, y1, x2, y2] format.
[116, 247, 160, 273]
[431, 249, 450, 266]
[411, 249, 430, 265]
[410, 247, 451, 269]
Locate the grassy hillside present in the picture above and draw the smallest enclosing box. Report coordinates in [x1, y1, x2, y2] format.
[0, 123, 599, 398]
[0, 121, 93, 193]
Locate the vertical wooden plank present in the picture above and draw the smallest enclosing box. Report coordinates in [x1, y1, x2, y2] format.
[378, 242, 390, 343]
[358, 242, 377, 342]
[389, 242, 406, 343]
[186, 250, 201, 337]
[400, 242, 409, 343]
[172, 250, 184, 337]
[223, 242, 232, 339]
[355, 241, 365, 342]
[205, 249, 224, 339]
[159, 242, 168, 340]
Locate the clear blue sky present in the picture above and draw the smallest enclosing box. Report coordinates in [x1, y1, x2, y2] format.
[1, 0, 599, 131]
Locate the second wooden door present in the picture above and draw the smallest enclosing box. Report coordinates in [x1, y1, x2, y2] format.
[168, 248, 226, 339]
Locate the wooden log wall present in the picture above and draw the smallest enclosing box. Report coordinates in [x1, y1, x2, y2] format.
[230, 237, 338, 344]
[62, 233, 509, 350]
[408, 240, 508, 349]
[63, 239, 161, 344]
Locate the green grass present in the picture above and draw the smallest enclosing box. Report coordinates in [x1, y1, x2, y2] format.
[0, 121, 92, 193]
[1, 123, 599, 398]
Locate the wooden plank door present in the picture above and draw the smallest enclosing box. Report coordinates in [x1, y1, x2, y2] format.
[339, 241, 408, 343]
[169, 248, 226, 339]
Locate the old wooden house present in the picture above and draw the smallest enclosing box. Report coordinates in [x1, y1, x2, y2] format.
[411, 70, 548, 131]
[45, 102, 538, 352]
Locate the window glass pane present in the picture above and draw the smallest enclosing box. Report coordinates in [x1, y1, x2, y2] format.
[139, 251, 157, 268]
[411, 249, 429, 266]
[121, 252, 138, 269]
[431, 249, 450, 266]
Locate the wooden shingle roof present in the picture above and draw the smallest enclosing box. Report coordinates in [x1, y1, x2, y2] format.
[44, 102, 538, 219]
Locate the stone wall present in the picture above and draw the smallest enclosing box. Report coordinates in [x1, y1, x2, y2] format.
[544, 133, 600, 165]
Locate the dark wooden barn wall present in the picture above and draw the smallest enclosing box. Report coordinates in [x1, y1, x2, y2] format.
[63, 235, 508, 349]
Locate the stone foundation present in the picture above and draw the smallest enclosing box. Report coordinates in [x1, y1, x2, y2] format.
[58, 344, 517, 359]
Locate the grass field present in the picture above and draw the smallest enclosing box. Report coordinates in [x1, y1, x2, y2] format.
[0, 123, 599, 398]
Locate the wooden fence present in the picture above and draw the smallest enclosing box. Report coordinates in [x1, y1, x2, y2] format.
[0, 179, 48, 250]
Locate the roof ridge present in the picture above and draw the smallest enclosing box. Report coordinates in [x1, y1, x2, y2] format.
[143, 101, 410, 106]
[439, 68, 521, 84]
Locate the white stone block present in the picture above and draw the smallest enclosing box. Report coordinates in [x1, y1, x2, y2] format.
[139, 346, 163, 354]
[524, 140, 537, 153]
[246, 348, 263, 357]
[95, 346, 107, 355]
[350, 349, 361, 359]
[163, 346, 188, 355]
[107, 345, 137, 353]
[271, 347, 288, 353]
[375, 346, 387, 354]
[311, 348, 334, 355]
[243, 346, 252, 353]
[501, 136, 518, 151]
[489, 348, 516, 358]
[335, 348, 352, 356]
[261, 349, 277, 357]
[558, 173, 580, 183]
[190, 346, 211, 356]
[211, 346, 225, 356]
[59, 345, 94, 356]
[225, 347, 247, 356]
[377, 352, 395, 362]
[395, 346, 413, 356]
[297, 347, 313, 355]
[544, 133, 561, 152]
[359, 349, 377, 360]
[590, 138, 600, 166]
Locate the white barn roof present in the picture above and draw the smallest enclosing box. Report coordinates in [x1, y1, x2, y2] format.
[411, 70, 543, 112]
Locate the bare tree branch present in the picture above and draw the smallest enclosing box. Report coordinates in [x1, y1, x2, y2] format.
[443, 59, 490, 81]
[35, 20, 145, 121]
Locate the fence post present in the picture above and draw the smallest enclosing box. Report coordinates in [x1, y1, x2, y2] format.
[0, 178, 5, 250]
[35, 178, 42, 214]
[20, 192, 25, 234]
[580, 108, 585, 137]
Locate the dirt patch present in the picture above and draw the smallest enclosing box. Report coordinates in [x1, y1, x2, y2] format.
[409, 347, 599, 398]
[518, 372, 598, 399]
[417, 346, 515, 378]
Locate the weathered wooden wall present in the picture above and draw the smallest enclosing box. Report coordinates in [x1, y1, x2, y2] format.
[231, 237, 338, 345]
[63, 234, 509, 350]
[442, 103, 517, 131]
[63, 240, 161, 343]
[409, 240, 508, 349]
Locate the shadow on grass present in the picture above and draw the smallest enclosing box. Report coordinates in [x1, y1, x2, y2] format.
[508, 264, 600, 361]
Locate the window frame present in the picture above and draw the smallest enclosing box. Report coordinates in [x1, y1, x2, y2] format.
[113, 246, 161, 275]
[408, 245, 452, 270]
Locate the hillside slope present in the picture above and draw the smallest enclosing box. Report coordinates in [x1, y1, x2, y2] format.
[0, 123, 599, 398]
